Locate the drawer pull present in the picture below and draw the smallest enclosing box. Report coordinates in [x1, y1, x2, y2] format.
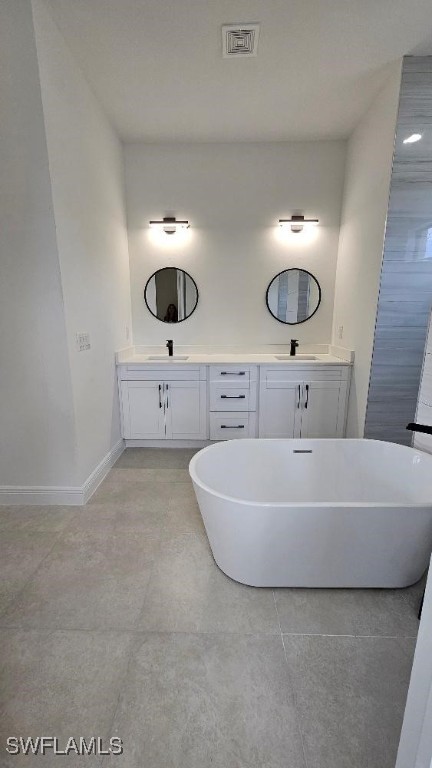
[220, 394, 246, 399]
[220, 371, 246, 376]
[221, 424, 245, 429]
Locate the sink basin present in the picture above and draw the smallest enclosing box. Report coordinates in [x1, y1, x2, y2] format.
[275, 355, 318, 361]
[147, 355, 189, 361]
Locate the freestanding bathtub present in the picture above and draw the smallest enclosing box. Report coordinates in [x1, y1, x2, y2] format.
[189, 439, 432, 587]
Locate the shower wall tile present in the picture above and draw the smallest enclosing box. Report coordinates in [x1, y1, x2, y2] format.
[366, 402, 417, 426]
[369, 348, 424, 366]
[365, 56, 432, 444]
[402, 59, 432, 73]
[381, 258, 432, 272]
[375, 305, 430, 327]
[367, 364, 423, 388]
[374, 334, 428, 353]
[366, 425, 412, 446]
[379, 286, 432, 300]
[368, 390, 422, 413]
[373, 326, 428, 344]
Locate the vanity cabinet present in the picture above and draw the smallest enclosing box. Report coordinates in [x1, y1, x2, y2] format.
[258, 380, 302, 439]
[165, 380, 207, 439]
[117, 359, 350, 444]
[120, 380, 165, 439]
[259, 367, 349, 439]
[119, 366, 207, 441]
[209, 365, 258, 440]
[300, 380, 345, 438]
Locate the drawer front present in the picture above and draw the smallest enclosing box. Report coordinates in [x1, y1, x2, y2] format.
[120, 365, 204, 381]
[210, 412, 253, 440]
[210, 385, 250, 411]
[263, 366, 343, 384]
[209, 365, 257, 383]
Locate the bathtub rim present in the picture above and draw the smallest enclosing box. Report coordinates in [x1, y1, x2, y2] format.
[189, 438, 432, 509]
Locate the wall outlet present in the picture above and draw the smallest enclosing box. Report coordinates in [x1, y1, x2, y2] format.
[338, 325, 344, 340]
[76, 332, 91, 352]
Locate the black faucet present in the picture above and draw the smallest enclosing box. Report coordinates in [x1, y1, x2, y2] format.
[406, 422, 432, 435]
[166, 339, 174, 357]
[290, 339, 299, 357]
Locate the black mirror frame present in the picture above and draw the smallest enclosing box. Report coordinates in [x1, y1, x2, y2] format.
[265, 268, 322, 325]
[144, 267, 199, 324]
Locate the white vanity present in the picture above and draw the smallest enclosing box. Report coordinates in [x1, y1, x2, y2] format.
[117, 349, 352, 446]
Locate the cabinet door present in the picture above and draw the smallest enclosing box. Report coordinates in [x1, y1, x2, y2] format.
[300, 380, 343, 438]
[120, 381, 165, 439]
[165, 380, 208, 440]
[259, 380, 302, 438]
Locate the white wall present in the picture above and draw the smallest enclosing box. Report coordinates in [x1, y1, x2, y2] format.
[32, 0, 132, 484]
[332, 65, 401, 437]
[0, 0, 77, 487]
[125, 142, 346, 347]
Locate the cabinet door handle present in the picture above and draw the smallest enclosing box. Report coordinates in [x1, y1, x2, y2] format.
[297, 385, 301, 409]
[159, 384, 162, 408]
[220, 394, 246, 399]
[220, 371, 246, 376]
[305, 384, 309, 409]
[220, 424, 245, 429]
[166, 383, 169, 408]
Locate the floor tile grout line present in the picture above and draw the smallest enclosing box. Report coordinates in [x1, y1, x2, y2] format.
[0, 622, 419, 640]
[271, 591, 418, 641]
[280, 631, 419, 639]
[130, 528, 164, 632]
[0, 624, 284, 635]
[281, 634, 312, 768]
[272, 590, 283, 636]
[272, 591, 310, 768]
[0, 519, 79, 622]
[101, 631, 145, 761]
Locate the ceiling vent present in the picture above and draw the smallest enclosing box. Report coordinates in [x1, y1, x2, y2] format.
[222, 24, 260, 58]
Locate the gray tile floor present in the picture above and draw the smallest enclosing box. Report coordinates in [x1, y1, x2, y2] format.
[0, 448, 424, 767]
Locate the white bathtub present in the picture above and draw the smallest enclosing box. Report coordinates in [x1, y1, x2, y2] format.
[189, 439, 432, 587]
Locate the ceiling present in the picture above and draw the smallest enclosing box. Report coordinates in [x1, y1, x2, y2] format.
[42, 0, 432, 142]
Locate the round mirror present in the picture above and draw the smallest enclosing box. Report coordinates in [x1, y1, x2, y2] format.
[144, 267, 199, 323]
[266, 268, 321, 324]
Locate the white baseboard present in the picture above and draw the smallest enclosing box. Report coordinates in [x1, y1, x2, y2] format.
[124, 439, 211, 448]
[0, 439, 125, 506]
[82, 438, 125, 504]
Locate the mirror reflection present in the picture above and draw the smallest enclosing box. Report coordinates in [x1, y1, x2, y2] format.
[266, 268, 321, 324]
[144, 267, 198, 323]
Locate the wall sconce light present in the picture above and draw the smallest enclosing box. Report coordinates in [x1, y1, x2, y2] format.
[279, 215, 319, 233]
[149, 217, 190, 235]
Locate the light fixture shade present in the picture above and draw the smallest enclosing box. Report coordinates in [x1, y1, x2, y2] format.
[149, 216, 190, 235]
[279, 214, 319, 233]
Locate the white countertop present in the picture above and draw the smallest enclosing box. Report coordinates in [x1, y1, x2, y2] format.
[117, 352, 351, 366]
